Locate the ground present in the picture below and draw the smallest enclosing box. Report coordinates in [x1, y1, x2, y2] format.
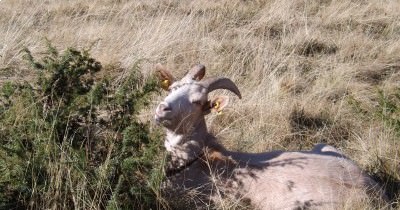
[0, 0, 399, 209]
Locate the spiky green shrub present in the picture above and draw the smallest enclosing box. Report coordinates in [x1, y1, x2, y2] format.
[0, 43, 165, 209]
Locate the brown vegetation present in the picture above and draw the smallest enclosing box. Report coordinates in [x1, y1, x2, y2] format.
[1, 0, 399, 209]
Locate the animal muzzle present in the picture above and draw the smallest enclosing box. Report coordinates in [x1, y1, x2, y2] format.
[156, 102, 172, 116]
[155, 102, 173, 124]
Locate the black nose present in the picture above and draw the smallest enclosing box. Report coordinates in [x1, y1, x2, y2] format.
[158, 102, 172, 112]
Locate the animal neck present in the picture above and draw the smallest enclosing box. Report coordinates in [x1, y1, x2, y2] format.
[164, 117, 222, 165]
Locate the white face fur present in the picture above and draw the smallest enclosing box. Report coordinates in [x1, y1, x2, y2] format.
[154, 80, 209, 132]
[154, 64, 240, 133]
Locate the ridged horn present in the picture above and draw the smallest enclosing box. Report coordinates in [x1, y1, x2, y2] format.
[203, 77, 242, 99]
[183, 64, 206, 81]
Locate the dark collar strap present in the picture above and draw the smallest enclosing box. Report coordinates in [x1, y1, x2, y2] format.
[165, 151, 204, 177]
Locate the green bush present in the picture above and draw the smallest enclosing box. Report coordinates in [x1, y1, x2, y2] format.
[0, 43, 165, 209]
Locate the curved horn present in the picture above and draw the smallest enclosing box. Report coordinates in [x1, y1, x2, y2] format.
[203, 77, 242, 99]
[183, 64, 206, 81]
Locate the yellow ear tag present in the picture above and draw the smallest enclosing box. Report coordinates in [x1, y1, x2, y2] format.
[161, 79, 170, 89]
[214, 101, 220, 110]
[214, 101, 222, 115]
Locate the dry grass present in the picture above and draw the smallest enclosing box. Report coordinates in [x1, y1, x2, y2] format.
[1, 0, 399, 209]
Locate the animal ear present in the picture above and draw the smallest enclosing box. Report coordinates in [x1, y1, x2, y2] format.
[203, 96, 229, 114]
[155, 63, 174, 90]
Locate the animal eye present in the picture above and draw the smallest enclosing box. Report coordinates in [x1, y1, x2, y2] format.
[168, 87, 175, 93]
[191, 100, 202, 105]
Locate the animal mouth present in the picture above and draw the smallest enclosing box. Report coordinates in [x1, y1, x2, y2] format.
[154, 114, 171, 126]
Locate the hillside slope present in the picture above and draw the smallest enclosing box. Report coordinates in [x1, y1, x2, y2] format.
[1, 0, 399, 209]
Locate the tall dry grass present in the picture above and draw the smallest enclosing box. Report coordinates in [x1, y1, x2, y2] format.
[1, 0, 399, 209]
